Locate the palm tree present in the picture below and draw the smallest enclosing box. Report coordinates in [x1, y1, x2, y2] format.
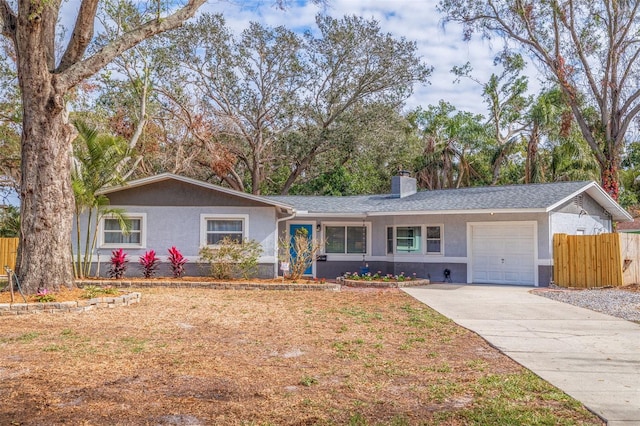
[0, 205, 20, 237]
[549, 132, 599, 183]
[72, 121, 132, 278]
[411, 102, 488, 189]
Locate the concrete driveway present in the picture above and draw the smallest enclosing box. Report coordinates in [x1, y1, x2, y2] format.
[403, 284, 640, 425]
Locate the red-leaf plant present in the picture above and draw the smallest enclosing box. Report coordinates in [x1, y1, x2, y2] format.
[108, 248, 128, 279]
[139, 250, 160, 278]
[168, 246, 187, 278]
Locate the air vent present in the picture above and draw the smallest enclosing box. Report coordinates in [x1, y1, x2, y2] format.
[573, 195, 583, 208]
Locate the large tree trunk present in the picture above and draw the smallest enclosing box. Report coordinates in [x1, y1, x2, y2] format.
[15, 21, 75, 293]
[17, 88, 75, 293]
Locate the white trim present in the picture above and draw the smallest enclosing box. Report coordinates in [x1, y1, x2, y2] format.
[200, 214, 249, 248]
[548, 212, 553, 269]
[546, 181, 633, 222]
[321, 221, 371, 257]
[99, 213, 147, 249]
[385, 223, 444, 256]
[294, 212, 367, 218]
[467, 221, 538, 286]
[387, 224, 423, 255]
[275, 211, 297, 278]
[371, 255, 466, 263]
[545, 182, 595, 212]
[367, 208, 547, 216]
[537, 258, 553, 266]
[425, 224, 444, 255]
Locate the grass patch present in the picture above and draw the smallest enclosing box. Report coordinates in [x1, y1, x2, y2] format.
[435, 371, 598, 425]
[42, 344, 68, 352]
[337, 306, 383, 323]
[17, 332, 40, 343]
[120, 337, 147, 354]
[299, 375, 318, 387]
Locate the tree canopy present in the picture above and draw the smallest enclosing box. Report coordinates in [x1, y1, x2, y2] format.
[439, 0, 640, 199]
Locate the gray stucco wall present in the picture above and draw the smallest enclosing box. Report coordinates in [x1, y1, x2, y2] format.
[105, 179, 278, 208]
[539, 265, 552, 287]
[73, 205, 280, 278]
[305, 212, 549, 258]
[550, 193, 612, 236]
[288, 211, 552, 285]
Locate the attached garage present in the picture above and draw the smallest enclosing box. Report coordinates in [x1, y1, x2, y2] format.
[468, 222, 537, 286]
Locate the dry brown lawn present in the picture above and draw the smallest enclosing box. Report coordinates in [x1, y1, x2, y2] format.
[0, 287, 602, 425]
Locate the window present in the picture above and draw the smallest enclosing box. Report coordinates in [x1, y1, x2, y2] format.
[200, 214, 248, 247]
[206, 219, 243, 244]
[426, 226, 442, 254]
[396, 226, 421, 253]
[100, 214, 145, 248]
[325, 225, 367, 254]
[387, 225, 443, 255]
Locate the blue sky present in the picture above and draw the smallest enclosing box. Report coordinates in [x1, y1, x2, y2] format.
[204, 0, 540, 117]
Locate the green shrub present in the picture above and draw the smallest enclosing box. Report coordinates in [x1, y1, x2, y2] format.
[35, 288, 55, 303]
[199, 237, 263, 279]
[81, 285, 120, 298]
[81, 285, 103, 299]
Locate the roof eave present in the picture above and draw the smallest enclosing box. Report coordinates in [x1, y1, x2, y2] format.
[294, 211, 367, 218]
[365, 208, 548, 216]
[545, 181, 632, 222]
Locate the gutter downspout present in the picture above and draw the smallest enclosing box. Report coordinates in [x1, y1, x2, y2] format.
[274, 209, 297, 278]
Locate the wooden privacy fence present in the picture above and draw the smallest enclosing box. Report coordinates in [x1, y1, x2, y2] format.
[0, 237, 18, 273]
[553, 233, 640, 288]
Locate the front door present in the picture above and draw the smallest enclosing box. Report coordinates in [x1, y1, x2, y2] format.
[289, 223, 314, 276]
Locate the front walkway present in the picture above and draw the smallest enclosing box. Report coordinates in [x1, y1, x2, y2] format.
[403, 284, 640, 425]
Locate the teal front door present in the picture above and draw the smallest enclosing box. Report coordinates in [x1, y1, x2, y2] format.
[289, 224, 313, 275]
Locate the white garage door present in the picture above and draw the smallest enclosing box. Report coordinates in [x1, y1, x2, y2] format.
[470, 223, 536, 285]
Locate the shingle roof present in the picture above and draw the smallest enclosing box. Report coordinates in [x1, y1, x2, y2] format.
[266, 181, 609, 215]
[104, 174, 632, 221]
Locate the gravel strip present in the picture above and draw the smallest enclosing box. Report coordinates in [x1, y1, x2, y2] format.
[534, 288, 640, 322]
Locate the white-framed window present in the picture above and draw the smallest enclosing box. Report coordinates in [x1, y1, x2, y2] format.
[100, 213, 146, 248]
[396, 226, 422, 253]
[426, 225, 442, 254]
[325, 224, 368, 254]
[386, 224, 443, 255]
[200, 214, 248, 246]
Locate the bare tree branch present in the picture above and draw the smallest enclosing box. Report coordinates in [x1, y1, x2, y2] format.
[58, 0, 206, 91]
[0, 0, 17, 42]
[56, 0, 100, 73]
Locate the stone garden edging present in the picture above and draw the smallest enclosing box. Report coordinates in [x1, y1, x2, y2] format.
[341, 278, 430, 288]
[0, 292, 141, 315]
[75, 279, 341, 292]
